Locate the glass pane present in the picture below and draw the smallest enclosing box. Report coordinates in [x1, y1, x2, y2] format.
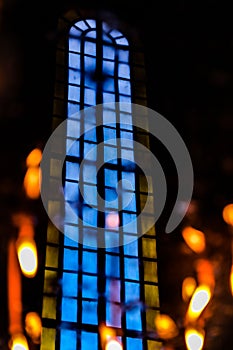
[118, 63, 130, 78]
[118, 49, 129, 63]
[123, 240, 138, 256]
[124, 257, 139, 280]
[118, 79, 131, 95]
[126, 338, 143, 350]
[82, 251, 97, 273]
[66, 161, 79, 181]
[82, 300, 98, 324]
[84, 88, 96, 105]
[69, 53, 81, 69]
[106, 254, 120, 278]
[85, 19, 96, 28]
[61, 298, 77, 322]
[81, 332, 98, 350]
[63, 248, 78, 271]
[82, 206, 97, 226]
[82, 275, 98, 298]
[126, 307, 142, 330]
[85, 41, 96, 56]
[103, 45, 115, 59]
[83, 164, 97, 184]
[60, 329, 77, 350]
[68, 85, 80, 101]
[75, 20, 89, 31]
[104, 169, 118, 187]
[62, 272, 78, 297]
[103, 60, 115, 76]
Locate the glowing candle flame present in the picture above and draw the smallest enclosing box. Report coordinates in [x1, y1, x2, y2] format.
[16, 237, 38, 278]
[7, 240, 23, 336]
[9, 333, 29, 350]
[185, 327, 205, 350]
[26, 148, 42, 167]
[182, 277, 197, 302]
[154, 314, 179, 339]
[23, 167, 41, 199]
[182, 226, 206, 254]
[186, 285, 211, 322]
[230, 264, 233, 296]
[195, 259, 215, 290]
[222, 203, 233, 226]
[25, 312, 42, 344]
[105, 339, 122, 350]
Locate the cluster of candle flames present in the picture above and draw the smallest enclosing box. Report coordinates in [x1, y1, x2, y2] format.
[6, 147, 233, 350]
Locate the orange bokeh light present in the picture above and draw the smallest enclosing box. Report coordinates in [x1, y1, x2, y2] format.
[195, 259, 215, 291]
[9, 333, 29, 350]
[25, 312, 42, 344]
[26, 148, 42, 167]
[182, 226, 206, 254]
[229, 264, 233, 296]
[105, 339, 122, 350]
[222, 203, 233, 226]
[154, 314, 179, 339]
[185, 285, 211, 323]
[16, 237, 38, 278]
[185, 327, 205, 350]
[23, 167, 41, 199]
[182, 277, 197, 302]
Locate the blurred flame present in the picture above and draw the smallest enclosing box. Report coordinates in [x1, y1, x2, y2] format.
[9, 333, 29, 350]
[16, 237, 38, 278]
[26, 148, 42, 167]
[182, 226, 206, 253]
[105, 339, 122, 350]
[23, 167, 41, 199]
[195, 259, 215, 291]
[182, 277, 197, 302]
[154, 314, 179, 339]
[222, 203, 233, 226]
[23, 148, 42, 199]
[185, 327, 205, 350]
[7, 239, 23, 336]
[186, 285, 211, 323]
[25, 312, 42, 344]
[99, 324, 116, 349]
[229, 264, 233, 296]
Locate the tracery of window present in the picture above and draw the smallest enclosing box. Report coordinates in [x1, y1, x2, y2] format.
[40, 11, 161, 350]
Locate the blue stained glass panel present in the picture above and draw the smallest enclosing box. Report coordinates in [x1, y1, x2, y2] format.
[61, 298, 77, 322]
[60, 329, 77, 350]
[82, 300, 98, 324]
[81, 332, 98, 350]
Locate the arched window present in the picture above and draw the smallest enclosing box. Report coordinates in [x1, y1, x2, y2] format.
[41, 10, 161, 350]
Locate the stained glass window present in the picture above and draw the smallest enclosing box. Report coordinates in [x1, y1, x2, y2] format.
[41, 13, 161, 350]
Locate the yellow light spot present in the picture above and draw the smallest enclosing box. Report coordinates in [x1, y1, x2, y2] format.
[105, 339, 122, 350]
[222, 203, 233, 226]
[186, 285, 211, 322]
[154, 314, 179, 339]
[26, 148, 42, 167]
[9, 333, 29, 350]
[25, 312, 42, 344]
[182, 226, 206, 253]
[229, 264, 233, 296]
[16, 238, 38, 278]
[182, 277, 197, 302]
[185, 327, 205, 350]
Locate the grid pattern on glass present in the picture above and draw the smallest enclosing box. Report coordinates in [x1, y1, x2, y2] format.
[41, 15, 160, 350]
